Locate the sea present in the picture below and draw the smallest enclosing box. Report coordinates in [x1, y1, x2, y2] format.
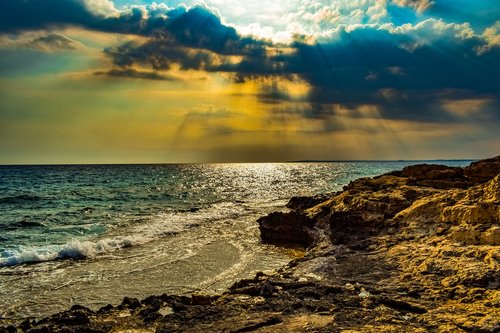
[0, 161, 473, 324]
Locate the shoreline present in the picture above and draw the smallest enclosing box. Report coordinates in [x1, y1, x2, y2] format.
[2, 156, 499, 332]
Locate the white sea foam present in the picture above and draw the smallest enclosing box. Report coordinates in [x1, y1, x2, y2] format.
[0, 236, 147, 267]
[0, 201, 255, 267]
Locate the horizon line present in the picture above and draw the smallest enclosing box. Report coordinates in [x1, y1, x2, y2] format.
[0, 158, 478, 167]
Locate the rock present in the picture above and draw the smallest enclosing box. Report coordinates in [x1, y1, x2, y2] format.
[286, 194, 332, 210]
[464, 155, 500, 183]
[344, 175, 408, 192]
[321, 180, 429, 246]
[378, 297, 427, 314]
[138, 307, 162, 323]
[450, 227, 500, 246]
[257, 211, 317, 247]
[43, 309, 91, 327]
[69, 305, 91, 312]
[398, 164, 472, 189]
[19, 319, 32, 331]
[120, 296, 141, 310]
[1, 326, 16, 333]
[230, 316, 282, 332]
[191, 294, 212, 305]
[413, 179, 471, 189]
[441, 175, 499, 244]
[97, 304, 113, 313]
[401, 164, 464, 180]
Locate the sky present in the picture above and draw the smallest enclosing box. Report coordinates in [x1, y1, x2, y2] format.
[0, 0, 499, 163]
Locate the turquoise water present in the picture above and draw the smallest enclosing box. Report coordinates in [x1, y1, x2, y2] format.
[0, 161, 472, 322]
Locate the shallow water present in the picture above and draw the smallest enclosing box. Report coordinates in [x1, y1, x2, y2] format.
[0, 161, 472, 323]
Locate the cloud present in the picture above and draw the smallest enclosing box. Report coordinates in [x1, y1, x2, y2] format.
[1, 0, 498, 128]
[0, 0, 263, 51]
[83, 0, 119, 17]
[392, 0, 434, 13]
[170, 104, 239, 146]
[94, 68, 176, 80]
[0, 32, 84, 52]
[477, 21, 500, 55]
[28, 33, 84, 51]
[101, 6, 274, 76]
[105, 38, 227, 72]
[284, 20, 499, 121]
[0, 2, 273, 74]
[99, 7, 499, 124]
[423, 1, 500, 31]
[0, 0, 173, 34]
[0, 0, 104, 32]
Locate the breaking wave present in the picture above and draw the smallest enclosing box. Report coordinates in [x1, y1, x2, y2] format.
[0, 201, 253, 267]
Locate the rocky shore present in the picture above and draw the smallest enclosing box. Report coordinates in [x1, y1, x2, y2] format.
[3, 157, 499, 333]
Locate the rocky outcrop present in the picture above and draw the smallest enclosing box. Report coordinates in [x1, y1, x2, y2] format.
[257, 211, 317, 247]
[286, 194, 333, 211]
[396, 174, 500, 245]
[388, 163, 471, 189]
[3, 156, 499, 333]
[400, 163, 463, 180]
[465, 155, 500, 183]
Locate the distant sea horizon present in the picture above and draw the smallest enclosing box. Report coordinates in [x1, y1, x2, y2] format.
[0, 158, 479, 166]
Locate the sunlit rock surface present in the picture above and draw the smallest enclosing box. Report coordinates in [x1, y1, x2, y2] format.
[3, 156, 499, 333]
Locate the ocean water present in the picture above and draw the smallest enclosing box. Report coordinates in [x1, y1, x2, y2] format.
[0, 161, 472, 323]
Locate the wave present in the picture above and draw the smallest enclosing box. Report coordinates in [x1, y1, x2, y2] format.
[0, 236, 151, 267]
[0, 201, 258, 268]
[0, 194, 44, 205]
[2, 220, 46, 231]
[0, 215, 192, 267]
[14, 221, 46, 228]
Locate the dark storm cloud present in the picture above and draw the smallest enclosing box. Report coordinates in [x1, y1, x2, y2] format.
[153, 7, 268, 56]
[0, 1, 269, 55]
[0, 0, 149, 33]
[104, 40, 220, 71]
[276, 25, 500, 121]
[0, 0, 100, 32]
[0, 0, 273, 79]
[106, 16, 499, 122]
[94, 68, 176, 80]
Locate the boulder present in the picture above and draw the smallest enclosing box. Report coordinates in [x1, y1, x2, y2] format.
[120, 297, 141, 310]
[464, 155, 500, 183]
[191, 294, 212, 306]
[398, 164, 471, 189]
[286, 194, 332, 211]
[400, 164, 463, 180]
[257, 211, 316, 247]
